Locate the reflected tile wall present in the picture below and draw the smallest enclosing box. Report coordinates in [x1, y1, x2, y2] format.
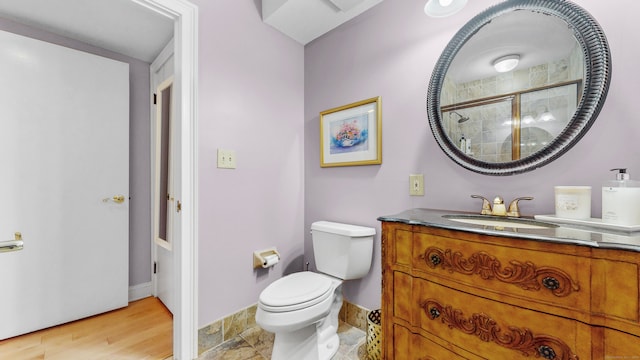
[441, 48, 584, 163]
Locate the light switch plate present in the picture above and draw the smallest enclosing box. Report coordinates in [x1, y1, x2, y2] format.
[409, 174, 424, 196]
[217, 149, 236, 169]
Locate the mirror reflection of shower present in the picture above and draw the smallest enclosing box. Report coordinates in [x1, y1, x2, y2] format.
[449, 111, 472, 155]
[451, 111, 469, 124]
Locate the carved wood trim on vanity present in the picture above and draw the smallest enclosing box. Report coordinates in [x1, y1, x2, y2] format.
[420, 246, 581, 297]
[380, 219, 640, 359]
[421, 298, 579, 360]
[380, 227, 387, 294]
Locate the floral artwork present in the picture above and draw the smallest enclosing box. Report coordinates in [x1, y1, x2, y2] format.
[329, 114, 369, 154]
[319, 96, 381, 167]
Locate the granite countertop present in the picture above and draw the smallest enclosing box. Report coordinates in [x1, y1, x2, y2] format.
[377, 208, 640, 252]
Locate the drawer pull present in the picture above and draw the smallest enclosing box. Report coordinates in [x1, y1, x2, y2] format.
[429, 307, 441, 319]
[421, 247, 580, 297]
[539, 345, 557, 359]
[429, 254, 442, 266]
[543, 277, 560, 290]
[421, 299, 578, 360]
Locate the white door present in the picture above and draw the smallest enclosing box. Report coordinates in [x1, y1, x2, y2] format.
[154, 77, 174, 313]
[0, 30, 129, 340]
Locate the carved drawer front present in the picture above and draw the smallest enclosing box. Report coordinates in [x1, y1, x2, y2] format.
[393, 271, 412, 322]
[415, 278, 591, 360]
[413, 233, 589, 312]
[603, 328, 640, 359]
[392, 228, 413, 267]
[591, 258, 640, 323]
[393, 324, 468, 360]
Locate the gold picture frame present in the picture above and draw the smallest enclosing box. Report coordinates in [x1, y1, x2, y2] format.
[320, 96, 382, 167]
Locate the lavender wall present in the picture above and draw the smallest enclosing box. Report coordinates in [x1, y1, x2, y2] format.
[194, 0, 305, 326]
[304, 0, 640, 311]
[0, 18, 152, 287]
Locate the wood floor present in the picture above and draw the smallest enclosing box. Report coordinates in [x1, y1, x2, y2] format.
[0, 297, 172, 360]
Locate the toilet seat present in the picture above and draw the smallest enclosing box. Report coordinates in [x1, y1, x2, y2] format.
[259, 272, 334, 313]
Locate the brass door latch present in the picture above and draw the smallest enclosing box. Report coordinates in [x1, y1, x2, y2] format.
[102, 195, 126, 204]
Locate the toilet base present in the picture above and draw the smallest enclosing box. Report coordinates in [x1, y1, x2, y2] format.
[270, 324, 339, 360]
[270, 286, 343, 360]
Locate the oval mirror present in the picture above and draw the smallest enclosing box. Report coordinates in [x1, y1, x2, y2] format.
[427, 0, 611, 175]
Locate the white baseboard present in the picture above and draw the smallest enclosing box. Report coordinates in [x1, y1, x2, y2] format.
[129, 282, 153, 302]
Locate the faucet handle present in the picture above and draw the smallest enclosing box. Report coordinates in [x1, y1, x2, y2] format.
[507, 196, 534, 217]
[471, 195, 493, 215]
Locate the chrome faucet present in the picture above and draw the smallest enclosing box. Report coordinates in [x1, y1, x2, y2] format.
[471, 195, 533, 217]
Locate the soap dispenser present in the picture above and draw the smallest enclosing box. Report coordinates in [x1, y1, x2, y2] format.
[459, 134, 466, 152]
[602, 168, 640, 225]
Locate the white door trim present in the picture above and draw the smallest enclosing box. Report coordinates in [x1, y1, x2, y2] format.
[133, 1, 198, 359]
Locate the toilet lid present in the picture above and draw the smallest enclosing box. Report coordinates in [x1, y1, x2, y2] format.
[259, 272, 334, 311]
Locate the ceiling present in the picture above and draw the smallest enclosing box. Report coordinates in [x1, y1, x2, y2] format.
[0, 0, 570, 74]
[262, 0, 384, 45]
[0, 0, 383, 60]
[448, 10, 578, 84]
[0, 0, 174, 63]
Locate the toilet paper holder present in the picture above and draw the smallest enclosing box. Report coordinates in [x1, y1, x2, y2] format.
[253, 248, 281, 269]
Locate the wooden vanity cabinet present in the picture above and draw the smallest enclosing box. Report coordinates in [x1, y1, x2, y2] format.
[381, 221, 640, 360]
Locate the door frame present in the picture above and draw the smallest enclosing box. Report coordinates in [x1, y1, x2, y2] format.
[132, 0, 198, 359]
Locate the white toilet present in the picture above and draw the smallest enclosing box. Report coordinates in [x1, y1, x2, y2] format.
[255, 221, 375, 360]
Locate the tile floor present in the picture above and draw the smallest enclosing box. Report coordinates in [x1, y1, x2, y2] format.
[198, 321, 368, 360]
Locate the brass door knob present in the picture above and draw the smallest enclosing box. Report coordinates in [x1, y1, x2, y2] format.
[103, 195, 126, 204]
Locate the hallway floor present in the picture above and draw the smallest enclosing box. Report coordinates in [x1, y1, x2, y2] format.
[198, 321, 368, 360]
[0, 297, 172, 360]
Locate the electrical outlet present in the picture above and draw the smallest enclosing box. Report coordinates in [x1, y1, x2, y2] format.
[409, 174, 424, 196]
[217, 149, 237, 169]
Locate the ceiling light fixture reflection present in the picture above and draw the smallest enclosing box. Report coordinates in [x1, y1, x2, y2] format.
[493, 54, 520, 73]
[522, 115, 535, 125]
[424, 0, 468, 17]
[539, 112, 556, 122]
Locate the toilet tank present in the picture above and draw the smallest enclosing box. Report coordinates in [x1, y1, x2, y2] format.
[311, 221, 375, 280]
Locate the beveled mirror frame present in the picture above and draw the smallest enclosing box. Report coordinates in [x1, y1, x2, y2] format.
[427, 0, 611, 176]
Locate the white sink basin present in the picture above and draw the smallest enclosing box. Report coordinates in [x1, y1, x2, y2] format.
[443, 215, 557, 230]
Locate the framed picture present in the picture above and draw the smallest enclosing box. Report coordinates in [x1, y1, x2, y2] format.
[320, 96, 382, 167]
